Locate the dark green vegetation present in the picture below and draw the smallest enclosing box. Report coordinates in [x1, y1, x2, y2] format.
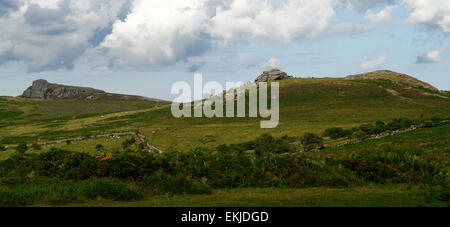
[0, 121, 448, 206]
[0, 72, 449, 207]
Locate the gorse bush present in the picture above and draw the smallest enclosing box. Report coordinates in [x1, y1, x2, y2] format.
[78, 178, 143, 201]
[96, 144, 105, 151]
[32, 143, 42, 150]
[15, 142, 28, 154]
[215, 134, 296, 155]
[323, 127, 352, 139]
[122, 137, 136, 149]
[0, 178, 143, 207]
[144, 169, 212, 196]
[301, 133, 324, 151]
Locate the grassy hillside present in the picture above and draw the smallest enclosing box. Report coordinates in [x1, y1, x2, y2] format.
[2, 75, 448, 152]
[0, 118, 448, 207]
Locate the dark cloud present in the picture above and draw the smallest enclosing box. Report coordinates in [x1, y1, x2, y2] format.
[24, 1, 70, 26]
[0, 0, 20, 17]
[118, 0, 133, 21]
[416, 51, 441, 64]
[26, 43, 87, 73]
[172, 33, 213, 63]
[188, 62, 206, 72]
[89, 25, 113, 47]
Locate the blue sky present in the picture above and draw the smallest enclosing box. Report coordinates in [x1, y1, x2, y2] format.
[0, 0, 449, 100]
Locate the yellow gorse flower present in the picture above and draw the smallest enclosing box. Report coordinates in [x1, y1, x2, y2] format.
[96, 152, 114, 161]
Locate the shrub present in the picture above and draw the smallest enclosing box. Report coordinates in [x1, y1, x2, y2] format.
[15, 142, 28, 154]
[66, 140, 71, 145]
[353, 130, 368, 141]
[32, 143, 42, 150]
[359, 124, 374, 134]
[301, 133, 323, 151]
[96, 144, 105, 151]
[122, 138, 136, 149]
[386, 118, 414, 131]
[144, 170, 212, 196]
[79, 178, 143, 201]
[0, 144, 5, 151]
[371, 121, 386, 134]
[323, 127, 351, 139]
[253, 134, 296, 155]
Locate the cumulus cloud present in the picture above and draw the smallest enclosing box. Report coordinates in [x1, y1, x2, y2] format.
[263, 58, 281, 69]
[416, 50, 441, 64]
[0, 0, 21, 16]
[0, 0, 128, 72]
[360, 56, 387, 69]
[403, 0, 450, 33]
[100, 0, 339, 68]
[365, 5, 396, 23]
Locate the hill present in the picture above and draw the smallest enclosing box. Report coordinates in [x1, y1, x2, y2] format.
[0, 70, 449, 207]
[0, 70, 448, 152]
[20, 79, 165, 102]
[345, 70, 439, 91]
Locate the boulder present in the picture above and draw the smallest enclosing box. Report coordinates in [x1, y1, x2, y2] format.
[255, 69, 290, 84]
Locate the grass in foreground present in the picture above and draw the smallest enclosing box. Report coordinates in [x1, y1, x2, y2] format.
[63, 185, 449, 207]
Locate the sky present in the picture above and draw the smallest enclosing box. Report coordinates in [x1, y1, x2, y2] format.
[0, 0, 449, 100]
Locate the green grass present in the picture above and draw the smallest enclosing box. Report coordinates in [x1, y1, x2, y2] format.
[1, 78, 449, 152]
[65, 185, 448, 207]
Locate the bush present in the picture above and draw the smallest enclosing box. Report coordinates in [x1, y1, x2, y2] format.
[144, 170, 212, 196]
[96, 144, 105, 151]
[353, 130, 368, 141]
[301, 133, 323, 151]
[122, 138, 136, 149]
[15, 142, 28, 154]
[0, 144, 5, 151]
[66, 140, 71, 145]
[387, 118, 414, 131]
[32, 144, 42, 150]
[371, 121, 386, 134]
[253, 134, 296, 155]
[79, 178, 143, 201]
[323, 127, 351, 139]
[359, 124, 374, 134]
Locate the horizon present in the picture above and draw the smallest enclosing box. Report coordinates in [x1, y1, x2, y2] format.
[0, 0, 450, 100]
[1, 68, 446, 101]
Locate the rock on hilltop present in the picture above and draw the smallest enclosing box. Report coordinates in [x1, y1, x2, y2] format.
[345, 70, 439, 91]
[20, 79, 166, 102]
[21, 79, 105, 99]
[255, 69, 291, 84]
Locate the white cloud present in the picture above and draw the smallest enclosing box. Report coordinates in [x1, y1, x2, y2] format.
[100, 0, 339, 68]
[263, 58, 281, 69]
[403, 0, 450, 33]
[360, 56, 387, 69]
[0, 0, 128, 72]
[416, 50, 441, 64]
[365, 5, 396, 23]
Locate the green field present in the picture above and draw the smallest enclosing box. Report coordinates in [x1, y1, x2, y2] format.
[0, 73, 449, 207]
